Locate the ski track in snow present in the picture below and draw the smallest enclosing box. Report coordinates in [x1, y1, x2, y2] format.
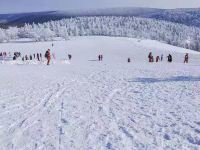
[0, 37, 200, 150]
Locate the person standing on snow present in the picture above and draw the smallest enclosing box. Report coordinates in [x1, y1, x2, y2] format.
[161, 54, 163, 61]
[100, 55, 103, 61]
[167, 54, 172, 62]
[148, 52, 153, 62]
[45, 49, 51, 65]
[37, 53, 40, 61]
[98, 55, 101, 61]
[156, 56, 160, 62]
[68, 54, 72, 60]
[184, 53, 189, 63]
[25, 55, 29, 60]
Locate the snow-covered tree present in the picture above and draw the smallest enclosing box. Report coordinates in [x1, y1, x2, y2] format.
[0, 29, 7, 42]
[6, 27, 19, 40]
[1, 16, 200, 51]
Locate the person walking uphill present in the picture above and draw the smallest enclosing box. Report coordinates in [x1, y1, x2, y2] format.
[45, 49, 51, 65]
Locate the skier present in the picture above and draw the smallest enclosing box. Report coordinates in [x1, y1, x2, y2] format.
[45, 49, 51, 65]
[184, 53, 189, 63]
[167, 54, 172, 62]
[156, 56, 160, 62]
[128, 58, 131, 63]
[30, 55, 32, 60]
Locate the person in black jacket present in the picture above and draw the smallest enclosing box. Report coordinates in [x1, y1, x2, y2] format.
[184, 53, 189, 63]
[167, 54, 172, 62]
[37, 53, 40, 61]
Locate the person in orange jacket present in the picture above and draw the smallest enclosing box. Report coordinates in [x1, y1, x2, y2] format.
[45, 49, 51, 65]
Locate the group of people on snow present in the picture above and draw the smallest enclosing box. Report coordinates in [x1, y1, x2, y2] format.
[22, 53, 42, 61]
[147, 52, 189, 63]
[20, 49, 55, 65]
[1, 48, 73, 65]
[98, 55, 103, 61]
[148, 52, 166, 62]
[0, 48, 191, 65]
[0, 51, 21, 60]
[0, 52, 9, 57]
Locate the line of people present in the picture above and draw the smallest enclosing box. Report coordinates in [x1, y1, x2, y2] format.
[147, 52, 188, 63]
[0, 49, 191, 65]
[21, 50, 55, 65]
[22, 53, 43, 61]
[148, 52, 166, 62]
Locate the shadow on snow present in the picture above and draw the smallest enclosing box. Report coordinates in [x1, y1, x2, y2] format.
[128, 76, 200, 83]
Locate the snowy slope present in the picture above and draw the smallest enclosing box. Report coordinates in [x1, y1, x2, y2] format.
[0, 36, 200, 150]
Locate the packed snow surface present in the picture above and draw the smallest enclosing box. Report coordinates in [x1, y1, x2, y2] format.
[0, 36, 200, 150]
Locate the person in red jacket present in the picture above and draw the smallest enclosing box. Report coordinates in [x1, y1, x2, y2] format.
[156, 56, 160, 62]
[148, 52, 153, 62]
[45, 49, 51, 65]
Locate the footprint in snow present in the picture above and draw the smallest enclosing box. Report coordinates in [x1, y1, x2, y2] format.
[106, 142, 112, 149]
[61, 118, 68, 124]
[187, 135, 200, 145]
[194, 128, 200, 134]
[164, 134, 171, 140]
[195, 121, 200, 126]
